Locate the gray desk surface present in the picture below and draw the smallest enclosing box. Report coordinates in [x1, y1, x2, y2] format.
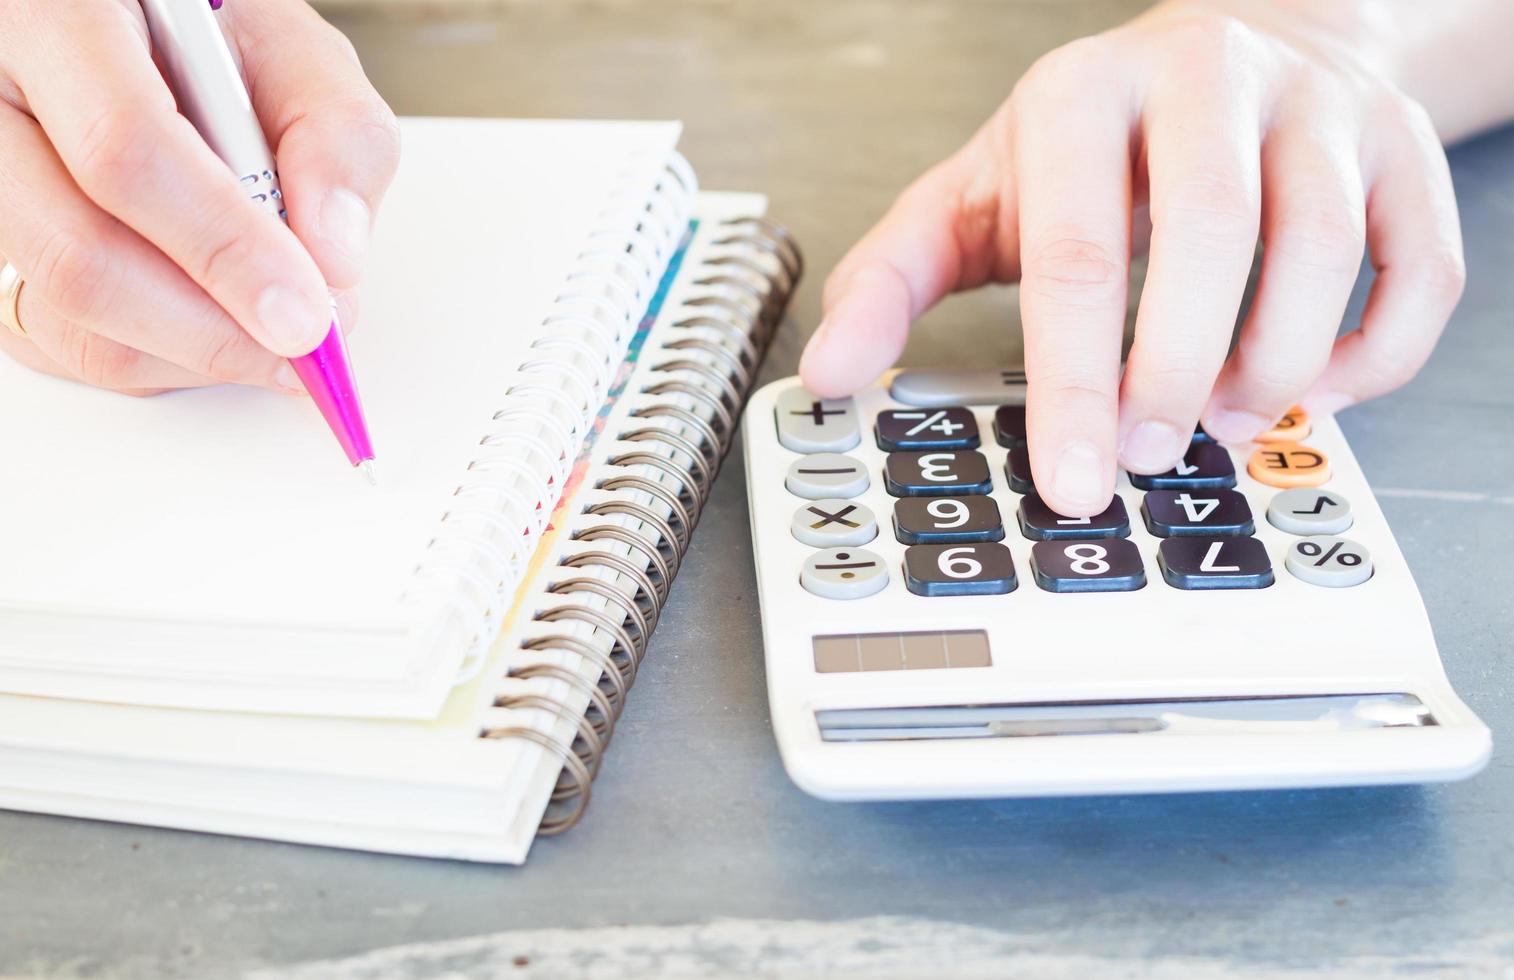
[2, 2, 1511, 977]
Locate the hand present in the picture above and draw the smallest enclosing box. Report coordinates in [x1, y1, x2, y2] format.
[0, 0, 400, 395]
[800, 1, 1466, 516]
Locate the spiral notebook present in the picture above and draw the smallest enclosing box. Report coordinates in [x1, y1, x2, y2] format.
[0, 117, 799, 861]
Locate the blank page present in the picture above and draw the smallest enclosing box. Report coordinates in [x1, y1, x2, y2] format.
[0, 119, 681, 683]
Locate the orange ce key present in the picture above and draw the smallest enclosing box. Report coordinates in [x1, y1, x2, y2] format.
[1248, 444, 1331, 487]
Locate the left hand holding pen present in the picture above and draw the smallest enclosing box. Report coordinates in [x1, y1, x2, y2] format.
[0, 0, 400, 395]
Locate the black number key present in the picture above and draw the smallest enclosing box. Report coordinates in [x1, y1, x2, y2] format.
[884, 450, 993, 497]
[993, 405, 1027, 448]
[1128, 441, 1236, 490]
[894, 495, 1004, 544]
[1017, 494, 1130, 540]
[1004, 445, 1035, 494]
[1157, 537, 1274, 590]
[1030, 539, 1146, 593]
[1141, 489, 1254, 537]
[903, 543, 1017, 596]
[875, 408, 980, 451]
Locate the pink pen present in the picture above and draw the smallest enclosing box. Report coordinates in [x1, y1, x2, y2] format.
[140, 0, 377, 479]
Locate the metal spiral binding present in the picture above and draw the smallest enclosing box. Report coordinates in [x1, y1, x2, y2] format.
[484, 214, 800, 836]
[403, 149, 693, 684]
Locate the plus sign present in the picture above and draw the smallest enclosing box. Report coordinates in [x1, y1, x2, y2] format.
[792, 401, 846, 426]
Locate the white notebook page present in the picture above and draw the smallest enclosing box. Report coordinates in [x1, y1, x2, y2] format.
[0, 119, 680, 662]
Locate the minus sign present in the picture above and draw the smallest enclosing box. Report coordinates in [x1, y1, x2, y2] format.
[798, 467, 857, 475]
[816, 562, 877, 570]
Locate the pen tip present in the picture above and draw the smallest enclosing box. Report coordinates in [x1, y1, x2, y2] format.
[359, 459, 377, 486]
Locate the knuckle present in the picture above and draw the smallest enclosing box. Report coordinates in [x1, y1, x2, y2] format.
[72, 104, 165, 203]
[1349, 326, 1437, 394]
[1160, 12, 1261, 65]
[1016, 35, 1113, 100]
[1231, 356, 1313, 403]
[1162, 169, 1260, 245]
[1353, 350, 1419, 394]
[354, 96, 403, 178]
[61, 325, 138, 391]
[187, 203, 258, 287]
[1129, 355, 1220, 396]
[1037, 375, 1119, 416]
[1376, 89, 1436, 136]
[1032, 357, 1120, 412]
[196, 329, 258, 382]
[1408, 246, 1468, 305]
[1023, 236, 1125, 308]
[28, 228, 120, 323]
[1269, 198, 1366, 276]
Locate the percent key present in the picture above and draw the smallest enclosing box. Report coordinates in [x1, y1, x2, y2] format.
[1285, 536, 1374, 588]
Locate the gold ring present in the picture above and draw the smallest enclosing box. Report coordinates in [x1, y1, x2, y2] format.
[0, 263, 24, 338]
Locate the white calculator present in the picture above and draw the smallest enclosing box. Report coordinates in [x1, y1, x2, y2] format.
[741, 369, 1491, 800]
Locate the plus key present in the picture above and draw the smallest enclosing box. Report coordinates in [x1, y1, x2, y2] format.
[774, 387, 861, 453]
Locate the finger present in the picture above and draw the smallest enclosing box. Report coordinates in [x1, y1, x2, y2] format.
[799, 126, 1013, 398]
[0, 307, 74, 385]
[228, 0, 402, 290]
[12, 283, 215, 394]
[1116, 61, 1263, 472]
[9, 0, 332, 357]
[1014, 39, 1135, 517]
[0, 102, 295, 391]
[333, 287, 360, 337]
[1302, 99, 1465, 415]
[1203, 104, 1365, 441]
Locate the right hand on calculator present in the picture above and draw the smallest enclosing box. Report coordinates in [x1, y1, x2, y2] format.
[0, 0, 399, 395]
[800, 0, 1492, 517]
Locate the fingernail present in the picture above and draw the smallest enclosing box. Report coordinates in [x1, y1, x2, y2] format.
[798, 318, 836, 378]
[1305, 391, 1353, 417]
[1119, 420, 1186, 474]
[1052, 440, 1105, 511]
[319, 188, 371, 268]
[274, 363, 305, 395]
[255, 285, 326, 356]
[1204, 409, 1272, 443]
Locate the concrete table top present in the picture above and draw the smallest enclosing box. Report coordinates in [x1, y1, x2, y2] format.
[2, 2, 1509, 976]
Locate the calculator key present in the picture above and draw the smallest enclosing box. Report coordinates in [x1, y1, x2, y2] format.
[1259, 406, 1311, 443]
[1004, 445, 1035, 494]
[875, 408, 980, 451]
[1030, 539, 1146, 593]
[889, 368, 1026, 407]
[884, 450, 993, 497]
[1017, 494, 1130, 540]
[786, 453, 870, 499]
[894, 496, 1005, 544]
[993, 405, 1027, 448]
[1141, 489, 1254, 537]
[1266, 488, 1353, 535]
[1284, 535, 1373, 588]
[1157, 537, 1274, 590]
[774, 387, 860, 453]
[902, 543, 1017, 596]
[1192, 423, 1214, 443]
[1128, 441, 1237, 490]
[801, 548, 889, 599]
[1247, 444, 1331, 488]
[791, 499, 878, 548]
